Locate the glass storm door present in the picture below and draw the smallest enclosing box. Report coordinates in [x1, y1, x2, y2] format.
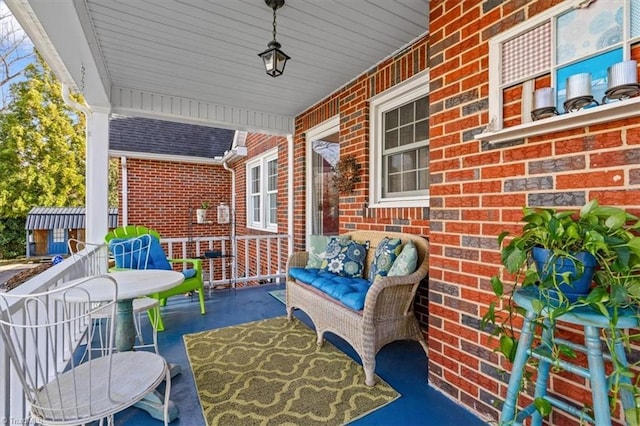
[308, 130, 340, 236]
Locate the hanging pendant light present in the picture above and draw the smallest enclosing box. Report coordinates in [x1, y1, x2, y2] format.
[258, 0, 290, 77]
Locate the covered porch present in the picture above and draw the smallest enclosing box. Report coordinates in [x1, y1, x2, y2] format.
[4, 0, 640, 425]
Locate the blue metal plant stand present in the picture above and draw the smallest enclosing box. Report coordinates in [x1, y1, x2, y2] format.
[500, 287, 638, 426]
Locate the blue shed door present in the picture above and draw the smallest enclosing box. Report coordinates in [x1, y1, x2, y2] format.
[48, 228, 68, 255]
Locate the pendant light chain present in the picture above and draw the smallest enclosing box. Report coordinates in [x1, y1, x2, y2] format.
[272, 6, 278, 43]
[257, 0, 290, 77]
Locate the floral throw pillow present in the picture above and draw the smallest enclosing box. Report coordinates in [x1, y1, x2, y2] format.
[305, 235, 331, 269]
[321, 239, 369, 278]
[306, 235, 351, 269]
[368, 237, 402, 282]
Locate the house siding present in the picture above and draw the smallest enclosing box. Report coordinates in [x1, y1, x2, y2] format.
[429, 0, 640, 424]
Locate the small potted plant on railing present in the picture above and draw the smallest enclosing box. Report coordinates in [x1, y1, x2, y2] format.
[196, 202, 210, 224]
[482, 199, 640, 422]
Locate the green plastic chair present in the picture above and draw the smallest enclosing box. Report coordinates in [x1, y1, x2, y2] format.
[104, 225, 206, 331]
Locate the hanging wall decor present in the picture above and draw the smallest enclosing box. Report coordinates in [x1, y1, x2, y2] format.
[333, 155, 361, 194]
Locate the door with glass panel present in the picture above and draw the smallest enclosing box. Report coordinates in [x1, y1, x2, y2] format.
[306, 119, 340, 236]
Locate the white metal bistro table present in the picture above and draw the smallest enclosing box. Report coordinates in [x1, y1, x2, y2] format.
[65, 269, 184, 422]
[67, 269, 184, 351]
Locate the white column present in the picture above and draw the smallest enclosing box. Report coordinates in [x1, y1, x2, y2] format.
[287, 134, 294, 256]
[85, 109, 110, 244]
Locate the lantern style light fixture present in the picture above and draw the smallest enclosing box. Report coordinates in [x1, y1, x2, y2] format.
[258, 0, 291, 77]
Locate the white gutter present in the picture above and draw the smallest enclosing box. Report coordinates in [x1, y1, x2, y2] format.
[62, 83, 91, 117]
[221, 130, 248, 290]
[120, 156, 128, 226]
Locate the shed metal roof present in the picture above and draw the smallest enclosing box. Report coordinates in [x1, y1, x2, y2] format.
[26, 207, 118, 230]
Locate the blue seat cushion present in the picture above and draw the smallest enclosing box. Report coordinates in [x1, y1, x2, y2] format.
[289, 267, 370, 310]
[182, 268, 197, 279]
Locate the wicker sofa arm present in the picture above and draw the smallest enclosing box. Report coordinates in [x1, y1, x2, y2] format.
[362, 245, 429, 320]
[286, 252, 309, 270]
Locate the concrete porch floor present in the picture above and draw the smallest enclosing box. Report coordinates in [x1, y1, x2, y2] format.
[114, 283, 487, 425]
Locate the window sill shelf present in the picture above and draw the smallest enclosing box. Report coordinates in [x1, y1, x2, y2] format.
[475, 96, 640, 144]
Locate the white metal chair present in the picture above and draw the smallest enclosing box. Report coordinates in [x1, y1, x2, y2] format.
[0, 275, 171, 425]
[69, 236, 160, 354]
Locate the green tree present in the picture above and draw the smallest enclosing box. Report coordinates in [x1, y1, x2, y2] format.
[0, 52, 86, 218]
[109, 158, 119, 208]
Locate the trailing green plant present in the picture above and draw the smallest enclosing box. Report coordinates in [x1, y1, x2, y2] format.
[200, 201, 210, 209]
[482, 199, 640, 422]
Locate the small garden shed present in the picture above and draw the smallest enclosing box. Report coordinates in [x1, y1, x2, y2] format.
[25, 207, 118, 257]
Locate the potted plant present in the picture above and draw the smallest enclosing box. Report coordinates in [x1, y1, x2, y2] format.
[482, 199, 640, 422]
[196, 202, 210, 224]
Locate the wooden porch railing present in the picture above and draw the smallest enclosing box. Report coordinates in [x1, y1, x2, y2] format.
[162, 233, 290, 290]
[0, 233, 290, 421]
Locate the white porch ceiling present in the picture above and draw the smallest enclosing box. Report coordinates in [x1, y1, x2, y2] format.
[7, 0, 429, 135]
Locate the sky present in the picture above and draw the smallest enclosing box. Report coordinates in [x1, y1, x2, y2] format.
[0, 0, 35, 104]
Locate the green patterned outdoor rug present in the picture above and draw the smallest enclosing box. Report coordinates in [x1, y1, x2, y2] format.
[184, 316, 399, 425]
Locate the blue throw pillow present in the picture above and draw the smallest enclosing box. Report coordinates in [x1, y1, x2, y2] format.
[321, 239, 369, 278]
[368, 237, 402, 282]
[147, 236, 172, 270]
[109, 235, 152, 269]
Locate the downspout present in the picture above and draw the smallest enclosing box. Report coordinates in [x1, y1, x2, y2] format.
[222, 130, 247, 288]
[223, 160, 237, 288]
[120, 156, 128, 226]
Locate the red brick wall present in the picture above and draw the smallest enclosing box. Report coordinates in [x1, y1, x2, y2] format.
[293, 35, 431, 326]
[114, 133, 288, 288]
[116, 158, 232, 239]
[294, 36, 430, 244]
[429, 0, 640, 423]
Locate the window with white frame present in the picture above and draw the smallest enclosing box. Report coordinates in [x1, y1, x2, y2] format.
[369, 71, 430, 208]
[487, 0, 640, 132]
[246, 149, 278, 231]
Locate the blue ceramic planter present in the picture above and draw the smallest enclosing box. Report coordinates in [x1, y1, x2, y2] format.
[532, 247, 597, 301]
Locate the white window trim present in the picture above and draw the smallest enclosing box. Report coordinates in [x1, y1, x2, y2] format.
[246, 148, 278, 232]
[477, 0, 640, 144]
[369, 70, 430, 208]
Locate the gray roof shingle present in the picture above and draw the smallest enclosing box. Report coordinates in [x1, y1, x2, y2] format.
[109, 115, 234, 158]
